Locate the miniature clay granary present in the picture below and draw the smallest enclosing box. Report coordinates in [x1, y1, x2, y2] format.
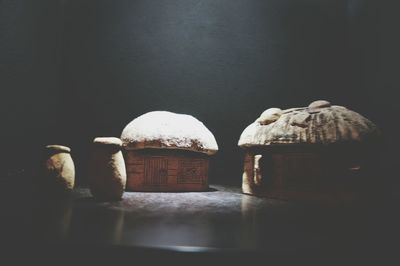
[121, 111, 218, 191]
[238, 100, 381, 203]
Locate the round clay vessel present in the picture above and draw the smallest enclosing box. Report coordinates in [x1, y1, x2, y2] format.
[42, 145, 75, 196]
[88, 137, 126, 201]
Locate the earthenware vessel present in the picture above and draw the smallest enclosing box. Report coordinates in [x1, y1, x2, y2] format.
[88, 137, 126, 201]
[42, 145, 75, 196]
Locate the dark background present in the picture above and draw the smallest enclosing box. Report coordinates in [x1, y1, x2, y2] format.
[1, 0, 398, 196]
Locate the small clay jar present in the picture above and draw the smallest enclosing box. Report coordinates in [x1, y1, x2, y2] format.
[88, 137, 126, 201]
[42, 145, 75, 196]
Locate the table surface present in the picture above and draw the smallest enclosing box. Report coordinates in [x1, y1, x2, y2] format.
[1, 179, 398, 263]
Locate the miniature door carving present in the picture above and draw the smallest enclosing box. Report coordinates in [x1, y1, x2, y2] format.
[144, 157, 168, 186]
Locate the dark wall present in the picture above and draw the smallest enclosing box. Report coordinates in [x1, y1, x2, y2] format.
[0, 0, 64, 170]
[2, 1, 398, 191]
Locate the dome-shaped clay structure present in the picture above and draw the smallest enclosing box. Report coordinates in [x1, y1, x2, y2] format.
[239, 100, 380, 147]
[121, 111, 218, 155]
[238, 100, 381, 204]
[121, 111, 217, 192]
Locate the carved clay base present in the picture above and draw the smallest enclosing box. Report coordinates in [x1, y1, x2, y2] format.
[125, 149, 209, 191]
[242, 146, 376, 204]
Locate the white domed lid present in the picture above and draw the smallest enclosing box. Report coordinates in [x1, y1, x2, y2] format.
[121, 111, 218, 155]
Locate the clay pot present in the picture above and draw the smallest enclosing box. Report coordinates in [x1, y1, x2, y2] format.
[42, 145, 75, 196]
[88, 137, 126, 201]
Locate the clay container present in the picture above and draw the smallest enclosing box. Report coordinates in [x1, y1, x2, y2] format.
[121, 111, 218, 192]
[42, 145, 75, 196]
[238, 100, 381, 204]
[88, 137, 126, 201]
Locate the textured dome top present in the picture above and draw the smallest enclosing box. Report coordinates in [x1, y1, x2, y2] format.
[121, 111, 218, 155]
[238, 100, 380, 148]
